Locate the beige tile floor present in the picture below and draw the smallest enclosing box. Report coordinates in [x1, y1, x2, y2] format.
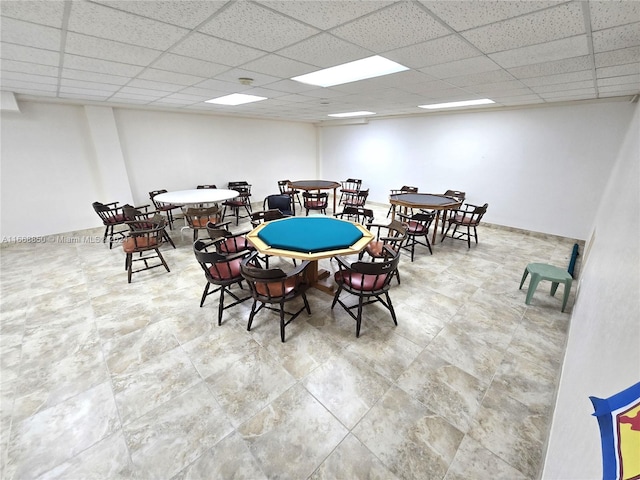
[1, 204, 582, 480]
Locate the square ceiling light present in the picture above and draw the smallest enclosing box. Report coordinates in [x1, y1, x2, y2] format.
[205, 93, 267, 106]
[328, 111, 375, 118]
[418, 99, 495, 110]
[292, 55, 409, 87]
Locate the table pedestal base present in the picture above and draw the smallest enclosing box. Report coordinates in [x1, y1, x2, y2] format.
[304, 261, 335, 294]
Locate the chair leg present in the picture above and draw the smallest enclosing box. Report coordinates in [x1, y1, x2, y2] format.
[247, 300, 258, 331]
[331, 286, 343, 308]
[386, 292, 398, 325]
[157, 250, 170, 273]
[519, 268, 529, 289]
[200, 283, 210, 307]
[355, 295, 364, 337]
[164, 231, 176, 248]
[561, 280, 571, 312]
[280, 301, 286, 342]
[302, 292, 311, 314]
[218, 287, 225, 326]
[525, 274, 542, 305]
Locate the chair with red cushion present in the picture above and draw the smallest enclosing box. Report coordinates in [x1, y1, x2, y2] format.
[302, 191, 328, 216]
[339, 178, 362, 205]
[206, 221, 253, 255]
[240, 251, 311, 342]
[343, 188, 369, 209]
[123, 204, 176, 248]
[122, 215, 170, 283]
[92, 201, 129, 249]
[223, 181, 252, 225]
[397, 211, 435, 261]
[332, 246, 401, 337]
[334, 206, 374, 225]
[193, 239, 252, 326]
[359, 220, 406, 284]
[149, 190, 183, 229]
[184, 206, 221, 241]
[387, 185, 418, 217]
[441, 203, 488, 248]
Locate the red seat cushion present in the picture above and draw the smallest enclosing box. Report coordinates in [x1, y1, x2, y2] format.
[335, 271, 388, 291]
[122, 236, 157, 253]
[191, 217, 211, 228]
[105, 213, 126, 224]
[306, 201, 325, 208]
[255, 277, 297, 297]
[208, 258, 242, 280]
[452, 215, 476, 225]
[406, 221, 427, 234]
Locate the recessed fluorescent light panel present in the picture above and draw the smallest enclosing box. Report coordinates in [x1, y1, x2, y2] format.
[205, 93, 266, 106]
[418, 99, 495, 110]
[328, 111, 375, 118]
[292, 55, 409, 87]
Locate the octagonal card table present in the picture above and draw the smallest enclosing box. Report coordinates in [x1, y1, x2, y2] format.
[389, 193, 462, 244]
[246, 216, 373, 294]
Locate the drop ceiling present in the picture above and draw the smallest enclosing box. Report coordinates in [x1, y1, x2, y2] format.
[1, 0, 638, 123]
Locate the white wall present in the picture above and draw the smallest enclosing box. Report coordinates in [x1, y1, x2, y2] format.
[319, 101, 635, 240]
[0, 101, 317, 237]
[542, 102, 640, 479]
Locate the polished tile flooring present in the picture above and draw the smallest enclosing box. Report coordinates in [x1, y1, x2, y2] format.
[1, 204, 582, 479]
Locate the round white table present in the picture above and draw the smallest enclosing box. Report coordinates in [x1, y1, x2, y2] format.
[154, 189, 240, 240]
[154, 189, 239, 205]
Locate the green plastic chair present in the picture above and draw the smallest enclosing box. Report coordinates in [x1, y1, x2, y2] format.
[519, 263, 573, 312]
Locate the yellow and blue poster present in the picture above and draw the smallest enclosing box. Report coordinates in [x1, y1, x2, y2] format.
[591, 382, 640, 480]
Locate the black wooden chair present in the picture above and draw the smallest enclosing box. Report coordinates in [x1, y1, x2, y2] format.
[264, 194, 294, 217]
[149, 190, 183, 229]
[332, 246, 400, 337]
[223, 181, 252, 225]
[240, 251, 311, 342]
[92, 201, 129, 249]
[441, 203, 488, 248]
[122, 215, 170, 283]
[302, 191, 328, 215]
[398, 211, 435, 261]
[193, 239, 252, 325]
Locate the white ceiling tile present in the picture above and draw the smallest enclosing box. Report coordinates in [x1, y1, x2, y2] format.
[13, 89, 57, 98]
[178, 86, 229, 99]
[59, 85, 114, 97]
[107, 94, 152, 104]
[126, 78, 185, 93]
[0, 0, 66, 28]
[522, 70, 593, 87]
[507, 55, 592, 79]
[1, 71, 57, 85]
[64, 32, 161, 65]
[447, 69, 515, 88]
[531, 80, 595, 94]
[1, 59, 59, 77]
[461, 2, 585, 53]
[539, 89, 596, 100]
[494, 94, 544, 105]
[90, 0, 227, 29]
[68, 2, 188, 50]
[118, 86, 170, 98]
[62, 54, 144, 77]
[420, 56, 502, 79]
[467, 80, 530, 95]
[421, 1, 562, 32]
[152, 54, 230, 78]
[332, 2, 450, 53]
[261, 79, 316, 94]
[597, 74, 639, 87]
[400, 79, 465, 95]
[59, 78, 121, 92]
[386, 34, 481, 69]
[192, 78, 241, 94]
[589, 1, 640, 31]
[375, 69, 439, 87]
[490, 35, 589, 68]
[597, 63, 640, 79]
[170, 32, 264, 66]
[598, 85, 639, 96]
[61, 68, 130, 85]
[59, 90, 110, 101]
[592, 23, 640, 53]
[240, 54, 315, 79]
[277, 33, 371, 68]
[198, 2, 319, 51]
[0, 43, 60, 66]
[1, 79, 57, 92]
[257, 1, 394, 30]
[595, 46, 640, 68]
[1, 17, 61, 50]
[136, 68, 205, 86]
